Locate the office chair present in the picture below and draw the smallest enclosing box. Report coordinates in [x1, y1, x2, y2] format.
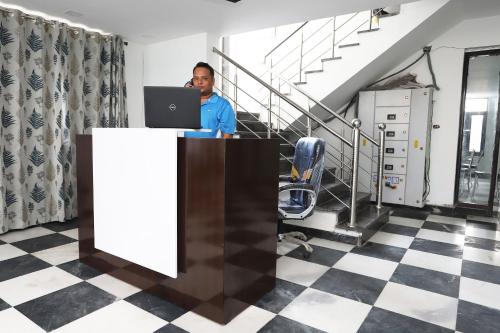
[278, 137, 326, 255]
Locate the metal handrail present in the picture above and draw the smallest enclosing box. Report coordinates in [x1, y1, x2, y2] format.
[213, 79, 352, 189]
[265, 21, 309, 60]
[263, 62, 379, 146]
[213, 47, 352, 147]
[225, 94, 351, 209]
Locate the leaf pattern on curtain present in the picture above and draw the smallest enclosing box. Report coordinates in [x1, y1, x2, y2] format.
[0, 9, 128, 234]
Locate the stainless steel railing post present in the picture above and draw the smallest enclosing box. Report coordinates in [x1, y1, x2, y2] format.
[307, 103, 312, 137]
[376, 123, 386, 210]
[299, 29, 304, 83]
[234, 73, 238, 110]
[349, 119, 362, 228]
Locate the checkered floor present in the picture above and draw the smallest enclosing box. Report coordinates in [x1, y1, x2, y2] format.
[1, 210, 500, 333]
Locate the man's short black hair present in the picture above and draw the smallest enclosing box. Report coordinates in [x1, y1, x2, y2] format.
[193, 62, 214, 78]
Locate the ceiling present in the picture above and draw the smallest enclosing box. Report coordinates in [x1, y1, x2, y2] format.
[0, 0, 416, 43]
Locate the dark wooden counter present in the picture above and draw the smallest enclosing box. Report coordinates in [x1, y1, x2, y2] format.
[76, 136, 279, 324]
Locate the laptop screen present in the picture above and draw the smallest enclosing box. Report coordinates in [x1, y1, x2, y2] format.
[144, 86, 201, 129]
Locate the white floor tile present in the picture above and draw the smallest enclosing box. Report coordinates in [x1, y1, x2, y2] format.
[401, 249, 462, 275]
[465, 226, 500, 241]
[172, 305, 275, 333]
[32, 242, 79, 265]
[53, 300, 167, 333]
[369, 231, 414, 248]
[375, 282, 458, 330]
[280, 288, 371, 333]
[416, 229, 465, 246]
[0, 308, 45, 333]
[460, 277, 500, 311]
[59, 229, 79, 240]
[308, 238, 355, 252]
[276, 256, 329, 287]
[426, 215, 466, 227]
[0, 244, 27, 261]
[463, 247, 500, 267]
[277, 241, 300, 256]
[333, 252, 398, 280]
[467, 215, 499, 223]
[0, 267, 81, 306]
[388, 216, 425, 228]
[0, 227, 54, 243]
[87, 274, 141, 299]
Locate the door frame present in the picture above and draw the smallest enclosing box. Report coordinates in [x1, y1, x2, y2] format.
[454, 48, 500, 212]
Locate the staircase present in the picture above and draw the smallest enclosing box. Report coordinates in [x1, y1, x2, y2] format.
[235, 109, 390, 246]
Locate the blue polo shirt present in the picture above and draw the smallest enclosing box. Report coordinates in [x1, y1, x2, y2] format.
[185, 93, 236, 138]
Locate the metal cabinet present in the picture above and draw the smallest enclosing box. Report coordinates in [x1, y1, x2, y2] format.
[360, 88, 433, 207]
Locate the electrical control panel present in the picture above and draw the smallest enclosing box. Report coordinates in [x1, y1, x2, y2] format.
[359, 88, 433, 208]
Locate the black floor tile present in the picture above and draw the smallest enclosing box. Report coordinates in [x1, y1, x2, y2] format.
[255, 278, 306, 313]
[421, 221, 465, 234]
[0, 298, 10, 311]
[11, 233, 75, 253]
[286, 245, 345, 267]
[465, 235, 500, 251]
[456, 300, 500, 333]
[391, 208, 430, 220]
[0, 239, 5, 245]
[311, 268, 386, 305]
[125, 291, 187, 322]
[42, 219, 79, 232]
[154, 324, 189, 333]
[461, 260, 500, 285]
[380, 223, 419, 237]
[258, 315, 325, 333]
[351, 242, 407, 262]
[466, 220, 500, 231]
[0, 254, 51, 282]
[15, 282, 116, 332]
[409, 238, 463, 259]
[57, 259, 103, 280]
[358, 307, 453, 333]
[390, 264, 460, 298]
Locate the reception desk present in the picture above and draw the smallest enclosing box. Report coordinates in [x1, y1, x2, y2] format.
[76, 129, 279, 324]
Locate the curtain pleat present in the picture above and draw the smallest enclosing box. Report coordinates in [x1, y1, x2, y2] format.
[0, 8, 128, 234]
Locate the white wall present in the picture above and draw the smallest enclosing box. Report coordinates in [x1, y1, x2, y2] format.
[124, 41, 146, 128]
[124, 32, 222, 128]
[144, 33, 209, 86]
[382, 14, 500, 207]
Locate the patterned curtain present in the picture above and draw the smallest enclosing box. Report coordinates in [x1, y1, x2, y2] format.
[0, 8, 128, 234]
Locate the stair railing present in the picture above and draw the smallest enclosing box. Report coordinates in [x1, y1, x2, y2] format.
[213, 47, 387, 228]
[263, 9, 385, 87]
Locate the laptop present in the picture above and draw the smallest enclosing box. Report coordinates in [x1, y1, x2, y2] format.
[144, 86, 201, 129]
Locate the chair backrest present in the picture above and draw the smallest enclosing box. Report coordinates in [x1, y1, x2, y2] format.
[289, 137, 326, 207]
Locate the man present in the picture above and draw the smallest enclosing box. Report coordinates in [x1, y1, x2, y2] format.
[184, 62, 236, 138]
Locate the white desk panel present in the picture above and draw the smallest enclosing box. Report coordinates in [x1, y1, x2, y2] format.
[92, 128, 178, 278]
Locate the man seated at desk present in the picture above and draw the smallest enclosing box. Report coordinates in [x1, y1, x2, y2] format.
[185, 62, 236, 138]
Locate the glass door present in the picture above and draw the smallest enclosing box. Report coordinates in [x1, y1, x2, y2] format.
[455, 50, 500, 211]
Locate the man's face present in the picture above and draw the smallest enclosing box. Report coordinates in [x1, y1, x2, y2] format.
[193, 67, 214, 96]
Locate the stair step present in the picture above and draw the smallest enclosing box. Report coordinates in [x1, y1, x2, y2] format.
[236, 111, 260, 121]
[333, 205, 391, 244]
[317, 191, 371, 223]
[321, 56, 342, 62]
[237, 120, 272, 132]
[279, 143, 295, 156]
[280, 205, 390, 246]
[293, 82, 307, 85]
[338, 43, 360, 48]
[357, 28, 380, 34]
[304, 69, 323, 74]
[237, 131, 300, 144]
